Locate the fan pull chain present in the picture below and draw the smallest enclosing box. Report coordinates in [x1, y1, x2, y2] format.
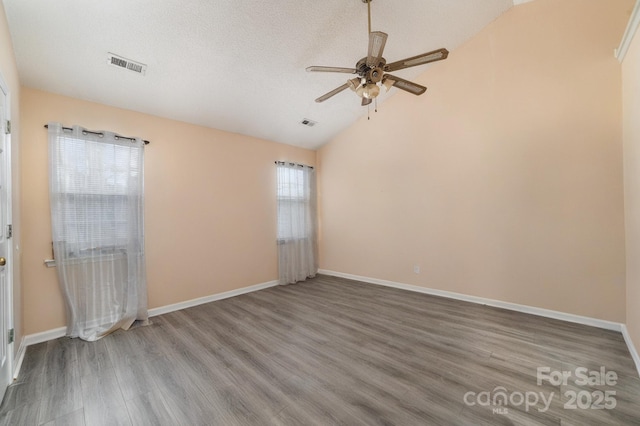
[375, 98, 378, 113]
[367, 104, 370, 120]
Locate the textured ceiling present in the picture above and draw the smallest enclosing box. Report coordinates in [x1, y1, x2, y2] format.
[4, 0, 517, 149]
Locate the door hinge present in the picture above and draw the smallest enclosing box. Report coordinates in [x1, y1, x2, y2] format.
[8, 329, 14, 344]
[6, 224, 11, 239]
[5, 120, 10, 135]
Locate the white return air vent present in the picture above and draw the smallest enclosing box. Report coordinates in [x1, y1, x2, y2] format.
[107, 53, 147, 75]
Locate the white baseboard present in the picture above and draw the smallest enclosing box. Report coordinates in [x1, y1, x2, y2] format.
[621, 325, 640, 378]
[319, 269, 640, 378]
[23, 327, 67, 347]
[19, 271, 639, 379]
[318, 269, 623, 332]
[148, 279, 279, 317]
[12, 340, 26, 380]
[13, 328, 67, 380]
[19, 279, 280, 350]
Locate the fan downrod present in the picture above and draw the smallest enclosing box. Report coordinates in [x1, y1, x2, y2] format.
[362, 0, 373, 34]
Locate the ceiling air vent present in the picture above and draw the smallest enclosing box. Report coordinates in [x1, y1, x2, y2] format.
[107, 53, 147, 75]
[301, 119, 317, 127]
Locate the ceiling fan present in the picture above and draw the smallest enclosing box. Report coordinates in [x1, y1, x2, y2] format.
[307, 0, 449, 107]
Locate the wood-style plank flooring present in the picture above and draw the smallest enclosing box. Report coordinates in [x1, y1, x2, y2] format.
[1, 275, 639, 425]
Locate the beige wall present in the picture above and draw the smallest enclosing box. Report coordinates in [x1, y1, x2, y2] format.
[0, 2, 22, 358]
[318, 0, 631, 322]
[20, 88, 315, 335]
[623, 19, 640, 359]
[12, 0, 637, 340]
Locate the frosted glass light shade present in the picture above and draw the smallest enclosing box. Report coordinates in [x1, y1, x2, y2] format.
[362, 83, 380, 99]
[382, 77, 394, 92]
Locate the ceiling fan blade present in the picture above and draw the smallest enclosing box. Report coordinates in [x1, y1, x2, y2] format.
[384, 48, 449, 72]
[384, 74, 427, 96]
[306, 66, 358, 74]
[315, 83, 350, 103]
[366, 31, 388, 67]
[362, 97, 372, 106]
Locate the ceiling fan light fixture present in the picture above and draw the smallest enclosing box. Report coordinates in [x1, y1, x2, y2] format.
[348, 77, 362, 92]
[382, 77, 394, 92]
[362, 83, 380, 99]
[306, 0, 448, 107]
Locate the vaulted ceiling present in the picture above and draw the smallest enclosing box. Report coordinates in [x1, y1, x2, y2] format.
[3, 0, 526, 149]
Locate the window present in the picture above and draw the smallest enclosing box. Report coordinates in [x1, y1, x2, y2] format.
[47, 122, 147, 340]
[278, 167, 310, 240]
[49, 127, 144, 259]
[276, 162, 318, 284]
[277, 164, 313, 241]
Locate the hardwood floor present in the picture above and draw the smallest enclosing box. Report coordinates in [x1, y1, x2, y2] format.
[1, 274, 639, 425]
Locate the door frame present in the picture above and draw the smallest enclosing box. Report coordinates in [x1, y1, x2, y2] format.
[0, 71, 14, 400]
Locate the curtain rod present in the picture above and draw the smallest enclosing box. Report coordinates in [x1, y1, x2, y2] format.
[44, 124, 150, 145]
[275, 161, 313, 170]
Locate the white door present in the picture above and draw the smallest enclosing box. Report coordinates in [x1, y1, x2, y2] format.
[0, 76, 13, 401]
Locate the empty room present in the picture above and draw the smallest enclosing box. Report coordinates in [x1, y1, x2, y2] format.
[0, 0, 639, 424]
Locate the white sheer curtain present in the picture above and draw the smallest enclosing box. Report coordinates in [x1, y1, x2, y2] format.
[276, 162, 318, 284]
[48, 123, 148, 341]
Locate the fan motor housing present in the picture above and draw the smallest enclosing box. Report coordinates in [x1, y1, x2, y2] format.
[356, 57, 386, 76]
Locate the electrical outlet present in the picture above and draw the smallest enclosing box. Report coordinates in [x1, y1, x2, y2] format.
[413, 265, 420, 274]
